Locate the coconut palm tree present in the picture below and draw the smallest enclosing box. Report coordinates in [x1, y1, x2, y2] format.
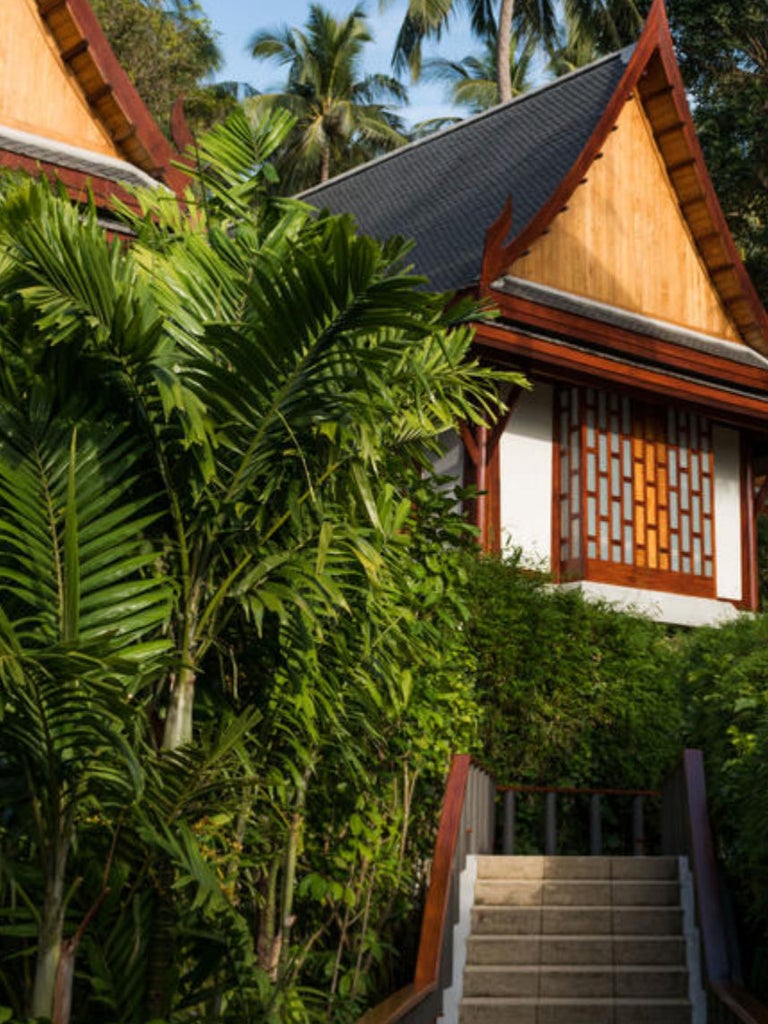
[246, 4, 408, 189]
[392, 0, 644, 105]
[423, 30, 538, 114]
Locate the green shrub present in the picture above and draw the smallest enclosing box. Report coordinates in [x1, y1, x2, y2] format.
[464, 553, 684, 791]
[677, 614, 768, 995]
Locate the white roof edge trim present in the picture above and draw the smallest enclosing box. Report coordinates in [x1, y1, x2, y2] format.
[0, 124, 167, 191]
[493, 275, 768, 370]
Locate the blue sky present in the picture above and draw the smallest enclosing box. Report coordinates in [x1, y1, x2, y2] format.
[198, 0, 475, 124]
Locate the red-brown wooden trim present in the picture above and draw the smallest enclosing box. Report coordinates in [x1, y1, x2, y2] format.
[414, 754, 471, 986]
[356, 983, 432, 1024]
[487, 430, 501, 553]
[0, 147, 143, 213]
[473, 321, 768, 429]
[487, 0, 670, 279]
[474, 425, 489, 547]
[486, 290, 768, 396]
[460, 423, 480, 467]
[642, 28, 768, 351]
[498, 784, 660, 796]
[740, 438, 759, 611]
[478, 0, 768, 351]
[710, 983, 768, 1024]
[35, 0, 188, 196]
[574, 558, 716, 599]
[681, 749, 730, 983]
[551, 395, 562, 580]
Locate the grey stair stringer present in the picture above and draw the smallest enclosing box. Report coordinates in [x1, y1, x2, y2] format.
[459, 856, 694, 1024]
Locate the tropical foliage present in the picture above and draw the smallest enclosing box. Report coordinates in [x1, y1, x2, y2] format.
[89, 0, 224, 132]
[464, 553, 682, 792]
[421, 31, 538, 115]
[664, 0, 768, 303]
[677, 615, 768, 999]
[0, 110, 514, 1022]
[390, 0, 643, 104]
[247, 5, 408, 190]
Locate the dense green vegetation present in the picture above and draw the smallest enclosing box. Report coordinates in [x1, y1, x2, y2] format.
[465, 555, 682, 791]
[679, 615, 768, 997]
[247, 5, 408, 189]
[0, 112, 508, 1022]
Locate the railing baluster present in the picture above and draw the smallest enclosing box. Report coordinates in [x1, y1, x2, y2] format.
[545, 792, 557, 855]
[632, 794, 645, 855]
[590, 793, 602, 855]
[503, 790, 515, 854]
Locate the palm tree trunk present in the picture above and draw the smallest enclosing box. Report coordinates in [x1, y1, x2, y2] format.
[30, 837, 68, 1018]
[496, 0, 516, 103]
[320, 143, 331, 184]
[162, 663, 197, 748]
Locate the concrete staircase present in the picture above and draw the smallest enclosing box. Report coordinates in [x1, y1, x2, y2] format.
[459, 855, 694, 1024]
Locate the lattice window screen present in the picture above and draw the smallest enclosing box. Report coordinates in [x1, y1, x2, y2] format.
[557, 387, 714, 581]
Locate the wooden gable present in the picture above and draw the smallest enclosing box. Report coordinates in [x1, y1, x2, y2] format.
[481, 0, 768, 355]
[508, 92, 741, 343]
[0, 0, 119, 158]
[0, 0, 187, 198]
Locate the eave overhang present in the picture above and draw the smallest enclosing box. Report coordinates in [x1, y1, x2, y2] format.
[480, 0, 768, 354]
[34, 0, 187, 197]
[472, 312, 768, 432]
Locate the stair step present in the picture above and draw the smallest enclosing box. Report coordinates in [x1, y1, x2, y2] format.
[463, 964, 689, 998]
[474, 879, 680, 907]
[459, 996, 692, 1024]
[467, 934, 687, 965]
[471, 905, 684, 935]
[476, 856, 680, 881]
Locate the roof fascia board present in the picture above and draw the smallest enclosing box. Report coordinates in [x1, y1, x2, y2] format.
[643, 3, 768, 350]
[480, 0, 768, 350]
[474, 320, 768, 429]
[0, 123, 166, 191]
[36, 0, 188, 196]
[485, 286, 768, 393]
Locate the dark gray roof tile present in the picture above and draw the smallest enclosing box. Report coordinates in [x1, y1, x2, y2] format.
[301, 47, 633, 292]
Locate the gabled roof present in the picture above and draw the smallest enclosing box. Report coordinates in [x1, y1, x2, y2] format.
[302, 49, 631, 293]
[0, 0, 186, 198]
[304, 0, 768, 353]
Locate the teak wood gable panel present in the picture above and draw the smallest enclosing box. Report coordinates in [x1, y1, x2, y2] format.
[510, 94, 741, 343]
[481, 0, 768, 353]
[0, 0, 118, 158]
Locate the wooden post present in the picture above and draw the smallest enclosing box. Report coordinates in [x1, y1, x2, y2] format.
[503, 791, 516, 855]
[475, 424, 489, 548]
[632, 795, 645, 855]
[545, 793, 557, 855]
[590, 794, 602, 855]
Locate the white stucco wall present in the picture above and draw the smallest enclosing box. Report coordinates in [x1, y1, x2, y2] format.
[498, 384, 553, 569]
[431, 430, 464, 488]
[713, 425, 742, 602]
[557, 581, 741, 628]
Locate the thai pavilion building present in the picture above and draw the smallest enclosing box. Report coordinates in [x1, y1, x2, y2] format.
[0, 0, 186, 221]
[302, 0, 768, 627]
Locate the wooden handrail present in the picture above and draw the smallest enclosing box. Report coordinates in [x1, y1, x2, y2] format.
[675, 750, 768, 1024]
[497, 783, 660, 797]
[356, 753, 472, 1024]
[712, 983, 768, 1024]
[681, 748, 730, 983]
